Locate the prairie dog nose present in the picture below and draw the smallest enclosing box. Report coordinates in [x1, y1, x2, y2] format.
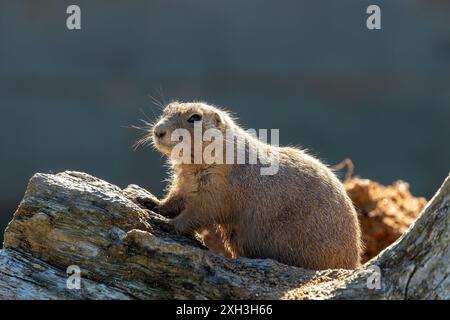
[153, 124, 167, 138]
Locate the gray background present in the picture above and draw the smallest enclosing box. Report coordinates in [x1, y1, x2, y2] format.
[1, 0, 449, 241]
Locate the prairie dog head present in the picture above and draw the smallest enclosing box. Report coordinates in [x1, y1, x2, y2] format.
[151, 101, 231, 158]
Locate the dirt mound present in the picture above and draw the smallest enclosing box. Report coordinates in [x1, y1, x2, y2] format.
[344, 178, 427, 262]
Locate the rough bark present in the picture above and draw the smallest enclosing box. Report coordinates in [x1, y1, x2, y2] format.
[0, 171, 448, 299]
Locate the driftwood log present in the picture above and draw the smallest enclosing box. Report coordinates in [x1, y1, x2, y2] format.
[0, 171, 448, 299]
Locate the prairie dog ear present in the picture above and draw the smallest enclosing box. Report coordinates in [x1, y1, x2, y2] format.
[214, 112, 224, 126]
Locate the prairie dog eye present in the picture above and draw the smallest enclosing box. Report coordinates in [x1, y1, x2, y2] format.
[187, 114, 202, 123]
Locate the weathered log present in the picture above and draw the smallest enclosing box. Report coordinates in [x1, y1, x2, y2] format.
[0, 171, 448, 299]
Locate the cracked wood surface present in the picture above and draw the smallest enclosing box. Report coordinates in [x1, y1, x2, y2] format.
[0, 171, 448, 299]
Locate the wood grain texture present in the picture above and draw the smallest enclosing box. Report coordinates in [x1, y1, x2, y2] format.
[1, 171, 448, 299]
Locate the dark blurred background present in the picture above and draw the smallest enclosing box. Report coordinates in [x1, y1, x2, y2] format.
[1, 0, 449, 241]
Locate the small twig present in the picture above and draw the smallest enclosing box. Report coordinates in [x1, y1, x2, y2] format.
[332, 158, 354, 181]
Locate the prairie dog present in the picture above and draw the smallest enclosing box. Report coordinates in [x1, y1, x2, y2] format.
[136, 101, 362, 269]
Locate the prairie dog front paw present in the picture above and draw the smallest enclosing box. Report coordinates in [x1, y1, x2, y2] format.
[136, 196, 160, 212]
[123, 184, 161, 212]
[169, 215, 193, 234]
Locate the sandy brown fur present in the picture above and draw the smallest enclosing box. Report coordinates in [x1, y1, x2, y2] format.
[138, 101, 362, 269]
